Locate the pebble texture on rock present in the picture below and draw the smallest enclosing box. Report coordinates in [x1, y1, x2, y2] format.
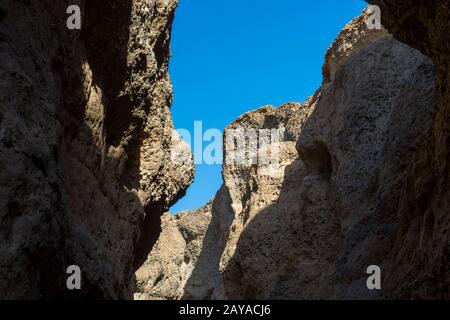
[135, 9, 442, 299]
[0, 0, 193, 299]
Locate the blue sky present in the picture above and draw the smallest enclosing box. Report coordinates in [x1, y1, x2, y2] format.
[170, 0, 367, 212]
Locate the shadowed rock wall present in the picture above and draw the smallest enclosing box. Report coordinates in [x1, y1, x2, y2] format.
[0, 0, 193, 299]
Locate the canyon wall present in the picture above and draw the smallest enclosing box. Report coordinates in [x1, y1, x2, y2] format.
[136, 10, 446, 299]
[365, 0, 449, 299]
[1, 0, 447, 300]
[0, 0, 193, 299]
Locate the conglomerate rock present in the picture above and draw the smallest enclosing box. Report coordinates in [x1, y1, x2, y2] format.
[0, 0, 193, 299]
[136, 8, 442, 299]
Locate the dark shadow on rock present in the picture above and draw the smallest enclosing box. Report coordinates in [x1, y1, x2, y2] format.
[181, 186, 235, 299]
[220, 158, 342, 299]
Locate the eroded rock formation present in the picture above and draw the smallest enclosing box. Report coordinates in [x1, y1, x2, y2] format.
[365, 0, 450, 299]
[0, 0, 193, 299]
[136, 9, 446, 299]
[1, 0, 447, 300]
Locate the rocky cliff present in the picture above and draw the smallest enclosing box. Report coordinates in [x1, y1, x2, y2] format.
[365, 0, 450, 299]
[0, 0, 193, 299]
[135, 9, 446, 299]
[1, 1, 448, 301]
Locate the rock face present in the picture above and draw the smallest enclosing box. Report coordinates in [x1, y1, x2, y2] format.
[136, 9, 443, 299]
[0, 0, 193, 299]
[365, 0, 450, 299]
[135, 204, 213, 300]
[135, 103, 312, 300]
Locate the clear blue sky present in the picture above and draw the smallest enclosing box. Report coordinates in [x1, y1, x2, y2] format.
[170, 0, 367, 212]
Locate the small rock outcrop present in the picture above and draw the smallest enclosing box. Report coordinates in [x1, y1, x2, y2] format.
[136, 8, 443, 299]
[0, 0, 193, 299]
